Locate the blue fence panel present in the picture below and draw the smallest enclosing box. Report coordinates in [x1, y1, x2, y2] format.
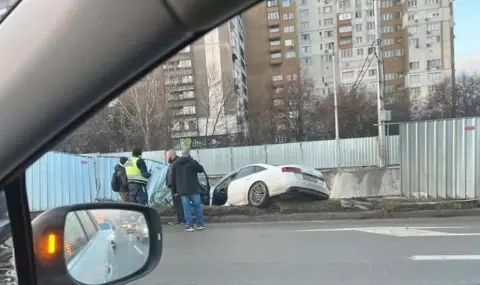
[26, 152, 96, 212]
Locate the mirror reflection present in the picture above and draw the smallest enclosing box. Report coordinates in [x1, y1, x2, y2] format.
[64, 209, 149, 285]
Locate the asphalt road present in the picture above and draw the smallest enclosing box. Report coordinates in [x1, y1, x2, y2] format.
[131, 217, 480, 285]
[110, 228, 149, 280]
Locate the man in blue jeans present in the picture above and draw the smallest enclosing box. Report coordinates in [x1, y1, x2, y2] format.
[169, 148, 206, 232]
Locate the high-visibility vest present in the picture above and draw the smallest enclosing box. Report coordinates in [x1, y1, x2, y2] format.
[125, 157, 149, 184]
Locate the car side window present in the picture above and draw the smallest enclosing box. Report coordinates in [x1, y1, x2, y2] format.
[235, 166, 256, 179]
[254, 166, 267, 173]
[64, 213, 89, 262]
[75, 211, 98, 239]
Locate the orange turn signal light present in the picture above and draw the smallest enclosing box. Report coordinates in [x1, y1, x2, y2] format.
[38, 233, 60, 259]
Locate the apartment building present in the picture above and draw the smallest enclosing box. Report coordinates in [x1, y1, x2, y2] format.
[296, 0, 454, 104]
[244, 0, 301, 143]
[165, 16, 249, 148]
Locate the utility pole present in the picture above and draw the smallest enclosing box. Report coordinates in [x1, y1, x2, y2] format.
[332, 49, 340, 168]
[373, 0, 386, 167]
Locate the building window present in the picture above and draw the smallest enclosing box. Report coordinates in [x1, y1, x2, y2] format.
[301, 46, 311, 54]
[408, 0, 417, 7]
[339, 25, 352, 33]
[272, 75, 283, 81]
[383, 49, 403, 58]
[339, 13, 351, 20]
[271, 52, 282, 58]
[425, 0, 439, 5]
[285, 39, 293, 46]
[301, 33, 310, 41]
[427, 72, 442, 81]
[410, 87, 421, 96]
[300, 9, 308, 17]
[427, 59, 442, 68]
[409, 38, 419, 47]
[268, 12, 279, 20]
[357, 48, 364, 56]
[382, 38, 394, 46]
[427, 11, 440, 19]
[355, 24, 362, 32]
[408, 26, 418, 34]
[323, 6, 332, 13]
[282, 13, 295, 20]
[325, 30, 334, 37]
[355, 11, 362, 18]
[187, 121, 197, 130]
[409, 61, 420, 69]
[302, 57, 312, 65]
[338, 0, 351, 8]
[381, 25, 393, 34]
[427, 23, 441, 31]
[284, 25, 295, 33]
[326, 42, 334, 49]
[269, 27, 280, 33]
[285, 51, 296, 58]
[300, 22, 309, 30]
[300, 0, 308, 4]
[427, 35, 441, 44]
[409, 74, 420, 83]
[381, 0, 393, 8]
[270, 40, 281, 46]
[340, 38, 353, 45]
[342, 71, 354, 80]
[368, 69, 376, 76]
[324, 18, 333, 25]
[341, 48, 353, 58]
[282, 0, 292, 7]
[356, 36, 362, 43]
[368, 10, 374, 17]
[367, 34, 375, 43]
[367, 22, 375, 30]
[274, 87, 284, 93]
[267, 0, 278, 7]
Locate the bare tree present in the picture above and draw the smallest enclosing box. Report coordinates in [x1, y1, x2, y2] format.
[416, 73, 480, 119]
[248, 89, 279, 144]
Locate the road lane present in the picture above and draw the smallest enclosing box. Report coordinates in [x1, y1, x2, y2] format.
[110, 229, 149, 281]
[131, 217, 480, 285]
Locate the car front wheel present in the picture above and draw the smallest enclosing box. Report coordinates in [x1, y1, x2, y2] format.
[247, 181, 270, 208]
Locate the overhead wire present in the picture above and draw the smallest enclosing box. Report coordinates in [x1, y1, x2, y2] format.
[345, 40, 377, 96]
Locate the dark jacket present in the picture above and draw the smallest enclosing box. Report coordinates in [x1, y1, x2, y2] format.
[166, 156, 178, 189]
[169, 156, 204, 196]
[114, 164, 128, 192]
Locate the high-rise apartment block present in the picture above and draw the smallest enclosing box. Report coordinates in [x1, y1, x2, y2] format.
[295, 0, 454, 102]
[165, 16, 249, 148]
[244, 0, 301, 142]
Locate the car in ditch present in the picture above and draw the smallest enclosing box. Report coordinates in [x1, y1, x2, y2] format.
[208, 163, 330, 208]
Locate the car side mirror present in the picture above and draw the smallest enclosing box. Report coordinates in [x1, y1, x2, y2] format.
[31, 203, 162, 285]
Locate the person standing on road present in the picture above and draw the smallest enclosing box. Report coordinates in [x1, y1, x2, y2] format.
[169, 148, 206, 232]
[165, 149, 185, 226]
[111, 157, 129, 202]
[125, 148, 151, 206]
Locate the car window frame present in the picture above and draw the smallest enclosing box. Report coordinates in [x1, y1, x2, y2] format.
[235, 166, 256, 180]
[75, 211, 99, 239]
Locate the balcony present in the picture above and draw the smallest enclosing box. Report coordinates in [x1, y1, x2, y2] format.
[269, 45, 282, 53]
[171, 130, 199, 139]
[270, 57, 283, 65]
[268, 32, 281, 40]
[272, 80, 283, 88]
[267, 19, 280, 26]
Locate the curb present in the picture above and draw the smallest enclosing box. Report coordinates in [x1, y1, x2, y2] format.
[160, 208, 480, 224]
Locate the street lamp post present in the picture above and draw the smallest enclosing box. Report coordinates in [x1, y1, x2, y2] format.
[326, 48, 340, 168]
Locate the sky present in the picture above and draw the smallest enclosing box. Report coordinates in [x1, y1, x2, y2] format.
[454, 1, 480, 74]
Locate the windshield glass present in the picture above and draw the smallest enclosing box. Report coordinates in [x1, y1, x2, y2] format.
[23, 0, 477, 284]
[97, 223, 111, 231]
[0, 0, 17, 21]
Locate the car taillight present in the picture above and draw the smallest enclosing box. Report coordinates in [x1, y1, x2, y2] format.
[281, 167, 301, 173]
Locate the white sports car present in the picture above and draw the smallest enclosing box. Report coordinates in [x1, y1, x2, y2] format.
[209, 164, 330, 207]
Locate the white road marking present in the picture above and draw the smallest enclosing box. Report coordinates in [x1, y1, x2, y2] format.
[293, 226, 480, 237]
[409, 255, 480, 261]
[133, 245, 144, 255]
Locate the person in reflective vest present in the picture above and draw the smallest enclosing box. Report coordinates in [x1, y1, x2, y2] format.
[125, 147, 151, 205]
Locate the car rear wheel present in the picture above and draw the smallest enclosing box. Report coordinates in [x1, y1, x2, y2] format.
[247, 181, 270, 208]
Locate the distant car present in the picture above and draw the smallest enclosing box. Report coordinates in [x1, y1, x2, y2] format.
[209, 164, 330, 208]
[98, 222, 116, 250]
[126, 223, 137, 234]
[135, 216, 148, 243]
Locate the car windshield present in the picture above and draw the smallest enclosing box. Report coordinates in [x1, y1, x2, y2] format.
[97, 223, 111, 231]
[15, 0, 480, 284]
[0, 0, 18, 21]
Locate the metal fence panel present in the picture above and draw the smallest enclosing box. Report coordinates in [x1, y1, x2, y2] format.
[400, 118, 479, 198]
[301, 140, 337, 168]
[26, 152, 96, 212]
[266, 143, 302, 165]
[231, 145, 266, 170]
[197, 148, 232, 175]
